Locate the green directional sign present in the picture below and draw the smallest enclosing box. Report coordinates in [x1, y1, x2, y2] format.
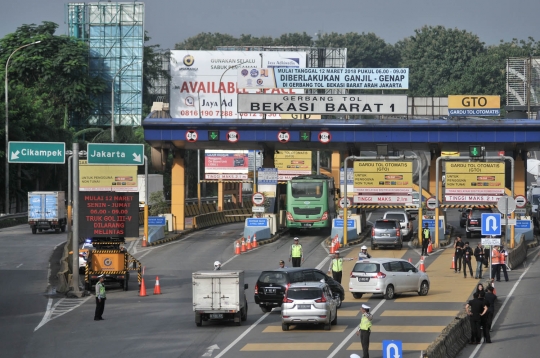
[469, 145, 483, 158]
[8, 141, 65, 164]
[208, 130, 220, 141]
[299, 130, 311, 142]
[87, 143, 144, 165]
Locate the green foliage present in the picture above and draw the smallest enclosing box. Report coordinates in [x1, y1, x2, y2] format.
[149, 190, 169, 216]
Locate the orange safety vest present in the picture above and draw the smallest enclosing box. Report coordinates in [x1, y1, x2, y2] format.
[499, 250, 506, 265]
[491, 249, 500, 265]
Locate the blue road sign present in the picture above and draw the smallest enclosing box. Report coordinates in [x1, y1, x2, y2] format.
[422, 219, 443, 229]
[383, 340, 402, 358]
[246, 218, 269, 227]
[334, 219, 356, 228]
[481, 213, 501, 236]
[516, 220, 531, 229]
[148, 216, 166, 226]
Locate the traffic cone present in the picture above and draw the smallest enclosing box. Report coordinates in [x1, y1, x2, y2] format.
[451, 256, 455, 270]
[153, 276, 162, 295]
[330, 234, 338, 254]
[427, 242, 433, 254]
[139, 277, 147, 297]
[419, 256, 426, 272]
[252, 234, 258, 248]
[241, 237, 246, 253]
[142, 237, 148, 247]
[408, 258, 413, 264]
[234, 240, 241, 255]
[246, 236, 252, 250]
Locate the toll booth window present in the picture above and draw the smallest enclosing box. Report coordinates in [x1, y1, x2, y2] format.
[291, 183, 323, 198]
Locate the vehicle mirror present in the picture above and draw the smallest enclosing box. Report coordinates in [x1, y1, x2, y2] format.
[244, 283, 249, 289]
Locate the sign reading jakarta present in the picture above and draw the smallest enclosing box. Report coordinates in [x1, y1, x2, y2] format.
[238, 68, 409, 89]
[237, 94, 408, 115]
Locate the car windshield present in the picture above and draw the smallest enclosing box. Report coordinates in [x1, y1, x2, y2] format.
[352, 263, 380, 273]
[385, 214, 405, 222]
[291, 182, 323, 198]
[471, 210, 491, 219]
[259, 272, 288, 285]
[287, 288, 322, 300]
[375, 221, 398, 229]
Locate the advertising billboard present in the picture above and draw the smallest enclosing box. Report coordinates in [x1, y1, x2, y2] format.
[274, 150, 312, 176]
[448, 95, 500, 116]
[79, 160, 138, 192]
[170, 51, 307, 119]
[204, 150, 249, 174]
[353, 161, 413, 192]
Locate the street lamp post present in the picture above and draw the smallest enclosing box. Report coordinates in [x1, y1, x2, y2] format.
[111, 60, 142, 142]
[4, 40, 41, 214]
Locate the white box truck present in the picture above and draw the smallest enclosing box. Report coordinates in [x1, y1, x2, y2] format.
[28, 191, 67, 234]
[192, 270, 248, 326]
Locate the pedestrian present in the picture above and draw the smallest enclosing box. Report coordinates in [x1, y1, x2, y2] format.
[356, 304, 373, 358]
[94, 275, 106, 321]
[289, 237, 304, 267]
[328, 250, 354, 284]
[483, 245, 490, 268]
[473, 242, 485, 279]
[475, 283, 485, 296]
[358, 245, 372, 260]
[278, 259, 288, 269]
[499, 245, 510, 282]
[465, 292, 487, 344]
[454, 236, 464, 273]
[462, 241, 474, 278]
[484, 286, 497, 334]
[477, 290, 491, 343]
[491, 245, 501, 281]
[421, 223, 431, 256]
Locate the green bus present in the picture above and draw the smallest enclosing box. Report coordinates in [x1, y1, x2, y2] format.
[286, 174, 336, 232]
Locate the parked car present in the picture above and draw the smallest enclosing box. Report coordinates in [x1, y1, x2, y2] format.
[459, 208, 471, 228]
[281, 281, 338, 331]
[371, 219, 402, 249]
[254, 268, 344, 313]
[382, 211, 414, 240]
[349, 258, 430, 299]
[466, 208, 493, 238]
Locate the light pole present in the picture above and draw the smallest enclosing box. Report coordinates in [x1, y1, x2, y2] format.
[4, 40, 41, 214]
[219, 60, 250, 118]
[111, 60, 141, 142]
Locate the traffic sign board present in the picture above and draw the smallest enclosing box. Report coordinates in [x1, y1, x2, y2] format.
[318, 131, 331, 144]
[252, 192, 265, 206]
[514, 195, 527, 208]
[516, 220, 531, 229]
[227, 130, 239, 143]
[8, 141, 65, 164]
[252, 206, 265, 213]
[481, 213, 501, 236]
[87, 143, 144, 165]
[383, 340, 402, 358]
[299, 130, 311, 142]
[339, 197, 352, 209]
[497, 196, 516, 215]
[426, 197, 437, 210]
[185, 130, 198, 142]
[148, 216, 166, 226]
[481, 238, 501, 246]
[277, 130, 290, 143]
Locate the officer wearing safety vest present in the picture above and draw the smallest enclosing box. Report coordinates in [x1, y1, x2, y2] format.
[421, 223, 431, 256]
[289, 237, 304, 267]
[94, 274, 106, 321]
[327, 250, 354, 284]
[356, 304, 373, 358]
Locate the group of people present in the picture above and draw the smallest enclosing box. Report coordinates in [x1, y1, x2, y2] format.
[466, 283, 498, 344]
[453, 236, 510, 281]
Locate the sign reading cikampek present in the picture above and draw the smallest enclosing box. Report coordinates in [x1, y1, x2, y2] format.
[8, 141, 65, 164]
[87, 143, 144, 165]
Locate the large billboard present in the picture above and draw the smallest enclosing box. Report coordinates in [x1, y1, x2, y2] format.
[79, 160, 138, 192]
[448, 95, 500, 116]
[205, 150, 249, 175]
[170, 51, 307, 119]
[274, 150, 312, 178]
[445, 161, 505, 194]
[353, 161, 413, 193]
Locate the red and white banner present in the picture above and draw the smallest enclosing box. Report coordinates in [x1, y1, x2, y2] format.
[445, 195, 500, 202]
[354, 195, 413, 204]
[445, 188, 505, 194]
[205, 173, 248, 180]
[205, 150, 249, 174]
[353, 187, 413, 194]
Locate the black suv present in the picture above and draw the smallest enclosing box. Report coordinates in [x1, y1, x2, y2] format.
[254, 268, 344, 312]
[466, 208, 493, 238]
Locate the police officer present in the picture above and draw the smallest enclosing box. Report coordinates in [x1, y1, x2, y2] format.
[356, 304, 373, 358]
[328, 250, 354, 284]
[94, 274, 106, 321]
[214, 261, 221, 270]
[289, 237, 304, 267]
[421, 223, 431, 256]
[358, 245, 372, 260]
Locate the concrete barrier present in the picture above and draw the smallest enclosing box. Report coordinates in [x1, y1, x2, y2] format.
[425, 311, 471, 358]
[508, 234, 528, 269]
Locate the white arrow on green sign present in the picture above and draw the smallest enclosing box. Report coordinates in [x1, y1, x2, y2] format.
[87, 143, 144, 165]
[8, 141, 65, 164]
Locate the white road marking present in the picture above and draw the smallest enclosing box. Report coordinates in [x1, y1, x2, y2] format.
[16, 263, 23, 268]
[34, 296, 92, 331]
[214, 313, 270, 358]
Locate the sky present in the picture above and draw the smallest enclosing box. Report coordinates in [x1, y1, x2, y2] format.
[1, 0, 539, 50]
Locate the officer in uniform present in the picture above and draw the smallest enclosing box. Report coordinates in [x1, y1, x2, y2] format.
[289, 237, 304, 267]
[358, 245, 372, 260]
[94, 274, 106, 321]
[328, 250, 354, 284]
[356, 304, 373, 358]
[421, 223, 431, 256]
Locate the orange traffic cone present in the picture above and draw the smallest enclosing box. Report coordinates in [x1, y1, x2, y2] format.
[153, 276, 162, 295]
[252, 234, 258, 248]
[427, 242, 433, 254]
[142, 237, 148, 247]
[408, 258, 413, 264]
[330, 234, 338, 254]
[335, 236, 341, 251]
[234, 240, 241, 255]
[451, 256, 455, 270]
[246, 236, 252, 250]
[419, 256, 426, 272]
[240, 237, 246, 253]
[139, 277, 147, 297]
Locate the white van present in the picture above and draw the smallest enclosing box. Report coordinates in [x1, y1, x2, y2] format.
[382, 211, 414, 240]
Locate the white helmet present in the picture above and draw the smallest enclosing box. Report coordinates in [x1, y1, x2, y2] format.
[214, 261, 221, 270]
[361, 245, 367, 250]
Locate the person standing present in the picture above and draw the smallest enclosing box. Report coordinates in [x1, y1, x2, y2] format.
[499, 245, 510, 282]
[358, 245, 372, 260]
[478, 290, 491, 343]
[473, 242, 485, 279]
[94, 275, 106, 321]
[484, 286, 497, 334]
[465, 292, 487, 344]
[356, 304, 373, 358]
[483, 245, 490, 268]
[454, 236, 464, 273]
[491, 245, 501, 282]
[328, 250, 354, 284]
[289, 237, 304, 267]
[421, 223, 431, 256]
[278, 260, 288, 269]
[462, 242, 474, 278]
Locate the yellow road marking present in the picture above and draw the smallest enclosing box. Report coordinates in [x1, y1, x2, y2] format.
[263, 325, 348, 333]
[380, 310, 459, 317]
[348, 342, 430, 351]
[372, 325, 445, 333]
[241, 343, 333, 351]
[336, 310, 359, 317]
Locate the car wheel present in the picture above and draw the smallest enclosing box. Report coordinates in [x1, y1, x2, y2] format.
[352, 293, 363, 299]
[38, 229, 43, 233]
[281, 323, 289, 331]
[324, 318, 331, 331]
[61, 225, 66, 232]
[371, 244, 376, 250]
[418, 281, 429, 296]
[123, 278, 129, 291]
[397, 242, 403, 250]
[195, 313, 202, 327]
[241, 302, 248, 321]
[260, 305, 271, 313]
[331, 311, 337, 325]
[334, 295, 342, 309]
[235, 312, 242, 326]
[31, 227, 37, 234]
[466, 231, 471, 238]
[384, 285, 395, 299]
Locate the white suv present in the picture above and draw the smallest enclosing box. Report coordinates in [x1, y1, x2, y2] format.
[382, 211, 414, 240]
[349, 258, 430, 299]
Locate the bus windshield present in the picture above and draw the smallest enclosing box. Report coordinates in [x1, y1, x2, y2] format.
[291, 182, 323, 198]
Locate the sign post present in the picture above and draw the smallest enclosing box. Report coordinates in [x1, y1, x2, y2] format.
[498, 196, 516, 247]
[8, 141, 65, 164]
[87, 143, 144, 165]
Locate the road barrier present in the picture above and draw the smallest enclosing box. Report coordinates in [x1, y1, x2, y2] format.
[424, 311, 471, 358]
[508, 234, 527, 269]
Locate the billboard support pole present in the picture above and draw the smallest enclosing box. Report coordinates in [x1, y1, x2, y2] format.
[143, 155, 149, 247]
[72, 143, 82, 297]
